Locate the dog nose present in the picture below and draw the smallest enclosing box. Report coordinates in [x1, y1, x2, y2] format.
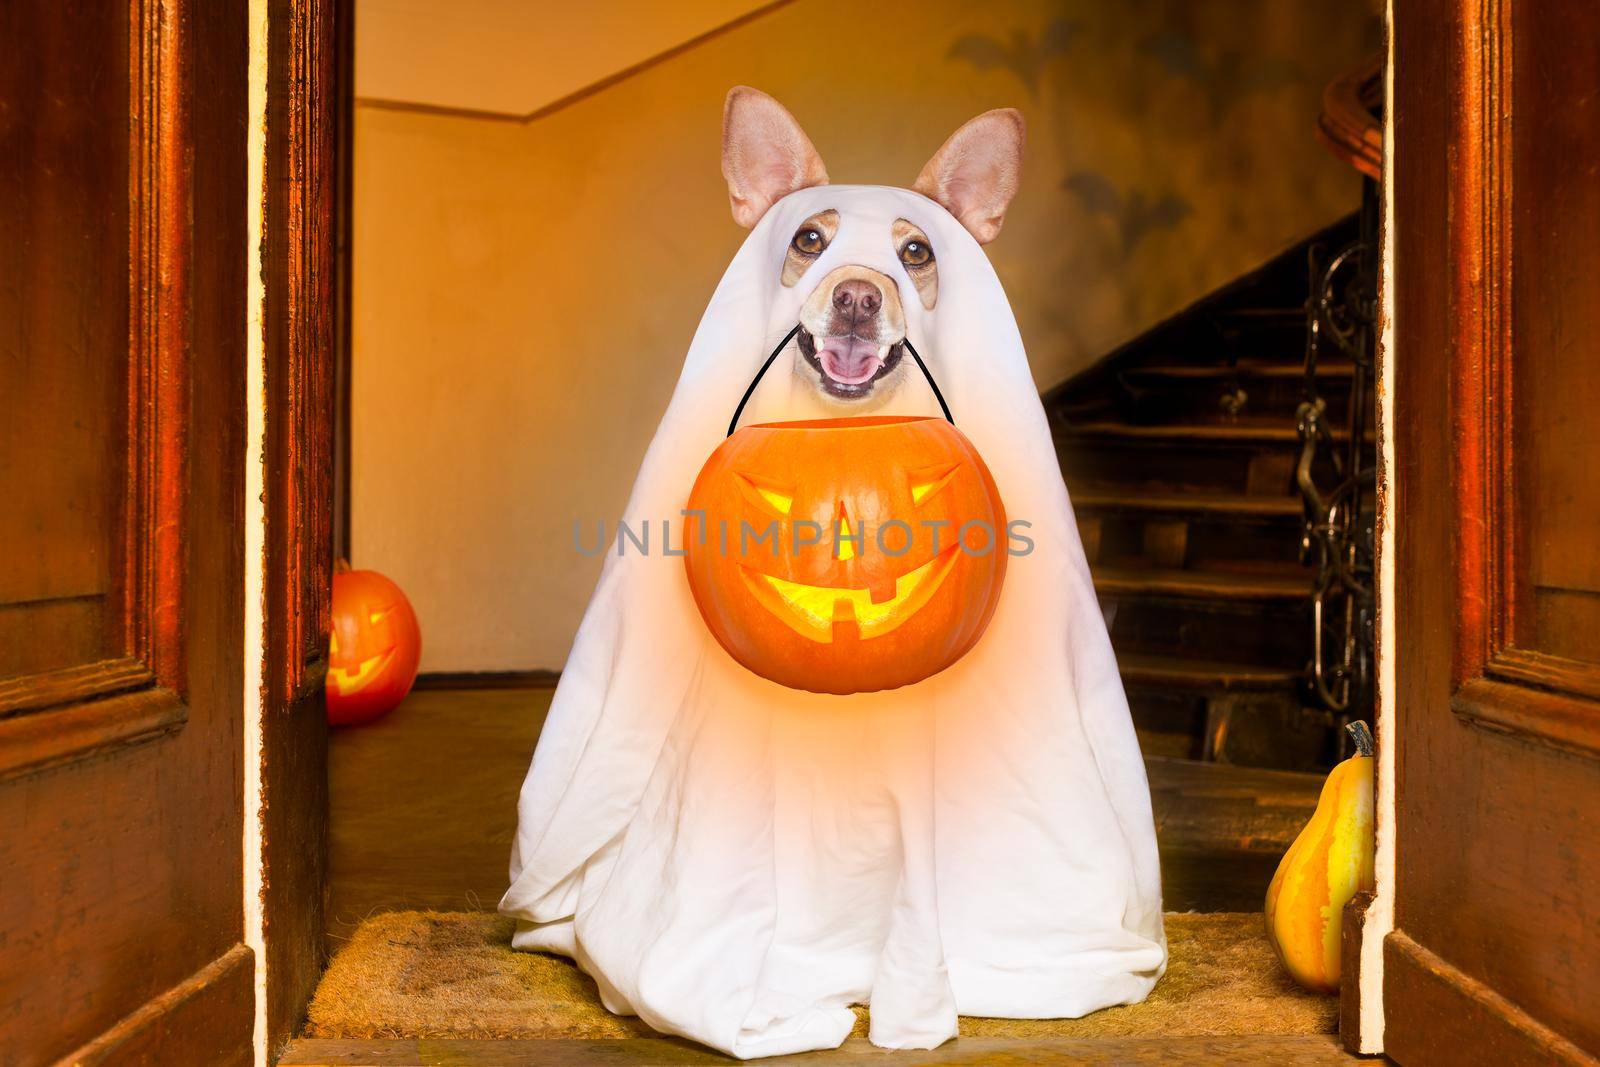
[831, 280, 881, 317]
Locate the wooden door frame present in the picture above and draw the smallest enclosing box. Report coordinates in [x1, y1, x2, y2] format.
[258, 0, 343, 1056]
[1340, 12, 1397, 1055]
[331, 0, 354, 563]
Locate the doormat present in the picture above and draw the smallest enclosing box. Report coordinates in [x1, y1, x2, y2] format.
[304, 911, 1336, 1041]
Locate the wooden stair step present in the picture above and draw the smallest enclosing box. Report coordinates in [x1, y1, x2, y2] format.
[1075, 490, 1301, 519]
[1122, 361, 1354, 380]
[1216, 306, 1307, 325]
[1062, 419, 1361, 445]
[1061, 439, 1302, 497]
[1108, 365, 1355, 429]
[1093, 566, 1308, 601]
[1136, 727, 1199, 761]
[1106, 600, 1310, 671]
[1119, 652, 1300, 692]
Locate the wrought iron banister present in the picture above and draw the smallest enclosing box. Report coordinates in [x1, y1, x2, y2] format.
[1299, 55, 1383, 751]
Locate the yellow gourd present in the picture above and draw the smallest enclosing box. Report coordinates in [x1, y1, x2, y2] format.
[1264, 720, 1376, 993]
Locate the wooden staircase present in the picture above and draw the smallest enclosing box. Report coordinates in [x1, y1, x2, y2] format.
[1047, 215, 1370, 771]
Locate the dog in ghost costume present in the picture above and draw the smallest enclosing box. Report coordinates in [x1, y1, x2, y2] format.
[500, 88, 1166, 1058]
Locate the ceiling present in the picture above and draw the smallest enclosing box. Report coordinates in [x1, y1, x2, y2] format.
[356, 0, 774, 117]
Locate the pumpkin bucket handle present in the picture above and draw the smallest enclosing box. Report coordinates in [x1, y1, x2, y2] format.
[726, 325, 955, 437]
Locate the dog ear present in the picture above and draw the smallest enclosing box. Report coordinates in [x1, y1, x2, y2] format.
[913, 109, 1026, 244]
[722, 87, 829, 229]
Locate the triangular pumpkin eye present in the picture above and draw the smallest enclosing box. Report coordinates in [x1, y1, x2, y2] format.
[908, 463, 960, 505]
[733, 471, 794, 515]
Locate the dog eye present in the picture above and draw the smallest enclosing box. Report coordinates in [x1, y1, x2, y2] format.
[791, 228, 826, 256]
[900, 240, 933, 268]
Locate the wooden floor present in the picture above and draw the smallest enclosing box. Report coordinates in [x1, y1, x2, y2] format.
[327, 685, 1323, 950]
[316, 686, 1335, 1065]
[326, 685, 553, 953]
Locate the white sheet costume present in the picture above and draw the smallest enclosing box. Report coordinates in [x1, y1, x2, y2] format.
[500, 182, 1166, 1058]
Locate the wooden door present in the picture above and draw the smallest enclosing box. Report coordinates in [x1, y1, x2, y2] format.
[0, 2, 252, 1064]
[1390, 0, 1599, 1061]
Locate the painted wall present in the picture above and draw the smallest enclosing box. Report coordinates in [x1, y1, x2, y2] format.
[352, 0, 1380, 671]
[355, 0, 771, 116]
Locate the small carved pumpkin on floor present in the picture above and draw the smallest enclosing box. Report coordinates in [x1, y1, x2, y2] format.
[327, 561, 422, 726]
[1265, 720, 1377, 992]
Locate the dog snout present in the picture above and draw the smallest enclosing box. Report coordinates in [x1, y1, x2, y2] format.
[799, 265, 905, 351]
[831, 279, 882, 321]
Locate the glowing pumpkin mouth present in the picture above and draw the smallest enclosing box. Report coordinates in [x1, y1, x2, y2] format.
[739, 545, 960, 643]
[329, 647, 395, 696]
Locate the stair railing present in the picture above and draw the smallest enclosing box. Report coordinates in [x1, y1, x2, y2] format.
[1299, 55, 1382, 744]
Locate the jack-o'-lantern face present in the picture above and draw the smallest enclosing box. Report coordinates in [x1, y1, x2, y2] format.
[327, 567, 422, 726]
[684, 415, 1006, 694]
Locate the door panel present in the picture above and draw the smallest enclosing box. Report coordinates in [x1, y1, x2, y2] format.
[0, 0, 168, 770]
[1390, 0, 1599, 1062]
[0, 4, 126, 683]
[0, 1, 251, 1063]
[1510, 0, 1600, 673]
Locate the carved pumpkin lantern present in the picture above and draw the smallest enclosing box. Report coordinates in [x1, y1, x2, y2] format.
[684, 415, 1006, 695]
[327, 563, 422, 726]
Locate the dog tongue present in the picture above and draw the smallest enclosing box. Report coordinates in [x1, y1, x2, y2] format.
[819, 338, 884, 385]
